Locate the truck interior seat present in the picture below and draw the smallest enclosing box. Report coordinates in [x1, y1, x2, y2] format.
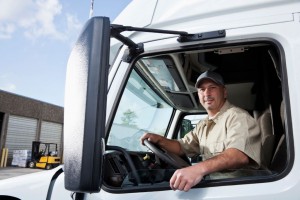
[257, 106, 275, 168]
[269, 100, 287, 172]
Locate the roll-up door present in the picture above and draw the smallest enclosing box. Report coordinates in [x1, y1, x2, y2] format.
[5, 115, 37, 161]
[40, 121, 63, 156]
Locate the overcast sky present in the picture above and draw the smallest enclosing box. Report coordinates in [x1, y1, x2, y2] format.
[0, 0, 132, 107]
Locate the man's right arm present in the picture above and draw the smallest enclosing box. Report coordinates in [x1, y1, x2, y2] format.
[140, 133, 184, 156]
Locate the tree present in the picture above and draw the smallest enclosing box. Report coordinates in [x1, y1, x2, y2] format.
[121, 109, 137, 126]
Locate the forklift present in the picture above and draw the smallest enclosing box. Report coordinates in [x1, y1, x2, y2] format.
[28, 141, 61, 170]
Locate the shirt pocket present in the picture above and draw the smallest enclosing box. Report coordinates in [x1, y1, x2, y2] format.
[208, 141, 225, 156]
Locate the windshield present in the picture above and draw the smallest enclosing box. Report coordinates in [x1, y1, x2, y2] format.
[108, 69, 173, 151]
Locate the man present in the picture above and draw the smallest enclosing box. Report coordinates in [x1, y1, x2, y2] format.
[140, 71, 262, 192]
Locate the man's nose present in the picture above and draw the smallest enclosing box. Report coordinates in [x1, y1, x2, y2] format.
[203, 88, 211, 95]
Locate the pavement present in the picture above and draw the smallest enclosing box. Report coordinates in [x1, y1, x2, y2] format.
[0, 166, 43, 180]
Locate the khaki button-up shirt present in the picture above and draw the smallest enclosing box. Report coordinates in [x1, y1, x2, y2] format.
[179, 101, 262, 169]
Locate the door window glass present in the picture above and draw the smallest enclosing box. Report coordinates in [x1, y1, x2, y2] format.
[179, 114, 207, 138]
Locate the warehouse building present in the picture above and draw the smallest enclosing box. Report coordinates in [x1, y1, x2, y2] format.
[0, 90, 64, 166]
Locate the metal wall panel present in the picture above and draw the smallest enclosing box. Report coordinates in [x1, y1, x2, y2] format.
[5, 115, 37, 160]
[40, 121, 63, 156]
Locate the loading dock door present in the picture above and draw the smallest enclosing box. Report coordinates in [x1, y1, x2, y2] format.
[40, 121, 63, 156]
[5, 115, 37, 161]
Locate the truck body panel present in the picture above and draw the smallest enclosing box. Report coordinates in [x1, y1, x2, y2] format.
[1, 0, 300, 199]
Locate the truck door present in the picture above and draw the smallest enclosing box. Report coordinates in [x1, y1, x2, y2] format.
[63, 13, 295, 200]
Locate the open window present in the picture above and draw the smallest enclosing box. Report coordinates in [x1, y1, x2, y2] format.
[102, 40, 292, 192]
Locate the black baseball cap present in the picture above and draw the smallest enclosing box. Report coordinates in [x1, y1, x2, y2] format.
[195, 71, 225, 88]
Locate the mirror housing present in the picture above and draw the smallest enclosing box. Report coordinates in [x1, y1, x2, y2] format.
[64, 17, 110, 193]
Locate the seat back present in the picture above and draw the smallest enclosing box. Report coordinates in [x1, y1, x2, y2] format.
[269, 101, 287, 172]
[257, 106, 275, 168]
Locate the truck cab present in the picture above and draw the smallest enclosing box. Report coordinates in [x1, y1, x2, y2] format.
[0, 0, 299, 199]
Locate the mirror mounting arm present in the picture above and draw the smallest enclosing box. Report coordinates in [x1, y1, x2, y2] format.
[110, 24, 189, 63]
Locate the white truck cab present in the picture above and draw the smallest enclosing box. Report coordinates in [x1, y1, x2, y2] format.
[1, 0, 300, 199]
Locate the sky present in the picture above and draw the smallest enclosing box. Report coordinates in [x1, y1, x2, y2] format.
[0, 0, 132, 107]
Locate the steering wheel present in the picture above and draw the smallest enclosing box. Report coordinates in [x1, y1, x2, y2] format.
[106, 145, 141, 185]
[144, 139, 190, 169]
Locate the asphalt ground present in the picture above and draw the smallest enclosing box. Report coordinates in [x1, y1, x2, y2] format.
[0, 167, 43, 180]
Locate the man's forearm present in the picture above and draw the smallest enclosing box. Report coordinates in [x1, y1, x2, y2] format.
[169, 148, 249, 192]
[196, 148, 249, 176]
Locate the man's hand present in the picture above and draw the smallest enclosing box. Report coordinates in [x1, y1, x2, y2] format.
[140, 133, 163, 146]
[170, 165, 204, 192]
[140, 132, 184, 156]
[169, 148, 249, 192]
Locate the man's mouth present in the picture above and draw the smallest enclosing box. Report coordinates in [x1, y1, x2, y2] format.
[205, 97, 214, 103]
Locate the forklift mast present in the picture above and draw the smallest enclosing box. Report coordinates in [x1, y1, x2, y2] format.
[31, 141, 41, 161]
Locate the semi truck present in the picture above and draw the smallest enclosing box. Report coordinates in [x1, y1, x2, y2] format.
[0, 0, 299, 199]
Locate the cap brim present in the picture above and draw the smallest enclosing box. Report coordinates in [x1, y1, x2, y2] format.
[195, 77, 224, 88]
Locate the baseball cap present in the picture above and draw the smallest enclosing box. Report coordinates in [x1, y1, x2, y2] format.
[195, 71, 225, 88]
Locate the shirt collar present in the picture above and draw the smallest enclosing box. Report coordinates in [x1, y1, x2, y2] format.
[205, 100, 231, 123]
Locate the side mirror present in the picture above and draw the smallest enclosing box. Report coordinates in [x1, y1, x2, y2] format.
[180, 119, 193, 138]
[64, 17, 110, 193]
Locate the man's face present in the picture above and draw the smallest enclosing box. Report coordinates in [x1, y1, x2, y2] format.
[197, 79, 227, 116]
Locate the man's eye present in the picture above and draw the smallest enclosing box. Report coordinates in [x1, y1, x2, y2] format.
[209, 86, 217, 90]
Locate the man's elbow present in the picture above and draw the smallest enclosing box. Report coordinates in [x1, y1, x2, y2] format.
[239, 154, 250, 166]
[235, 150, 250, 167]
[226, 148, 250, 168]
